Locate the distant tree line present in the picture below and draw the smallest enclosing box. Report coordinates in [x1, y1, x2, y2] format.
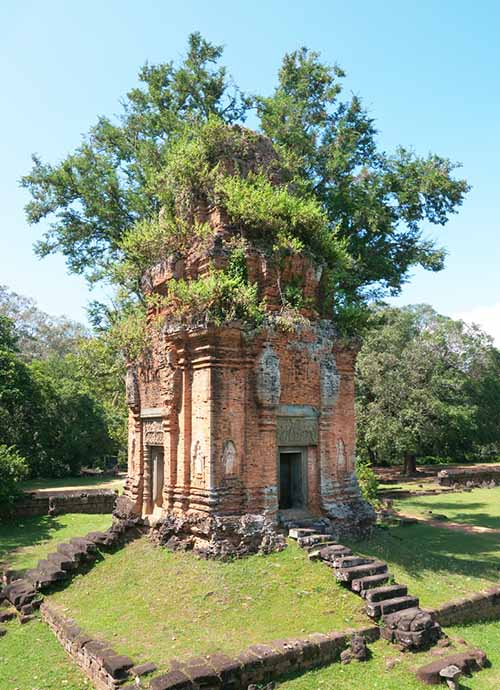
[0, 286, 127, 494]
[356, 304, 500, 474]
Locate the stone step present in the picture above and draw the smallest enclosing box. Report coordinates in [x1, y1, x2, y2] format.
[297, 534, 333, 549]
[366, 595, 419, 619]
[331, 555, 374, 569]
[318, 545, 353, 561]
[36, 560, 68, 582]
[57, 542, 96, 563]
[304, 540, 338, 553]
[394, 621, 442, 650]
[4, 582, 38, 608]
[351, 572, 391, 593]
[86, 531, 110, 546]
[364, 584, 408, 603]
[288, 528, 316, 540]
[69, 537, 98, 553]
[47, 552, 77, 571]
[334, 560, 388, 583]
[381, 607, 423, 633]
[25, 569, 53, 589]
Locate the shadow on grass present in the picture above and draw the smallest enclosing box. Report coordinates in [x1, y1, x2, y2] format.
[347, 523, 500, 586]
[0, 515, 67, 570]
[399, 499, 500, 530]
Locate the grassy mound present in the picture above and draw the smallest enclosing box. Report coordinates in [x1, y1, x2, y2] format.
[50, 538, 366, 669]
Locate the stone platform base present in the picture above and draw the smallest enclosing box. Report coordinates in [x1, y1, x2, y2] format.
[149, 510, 287, 560]
[325, 499, 376, 541]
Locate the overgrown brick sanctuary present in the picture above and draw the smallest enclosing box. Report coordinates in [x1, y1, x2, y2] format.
[122, 126, 374, 557]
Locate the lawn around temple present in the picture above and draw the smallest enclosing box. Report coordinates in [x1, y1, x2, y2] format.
[49, 538, 367, 668]
[393, 485, 500, 530]
[2, 489, 500, 689]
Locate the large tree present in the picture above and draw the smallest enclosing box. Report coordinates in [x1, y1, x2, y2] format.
[0, 284, 88, 361]
[356, 305, 500, 474]
[22, 34, 469, 329]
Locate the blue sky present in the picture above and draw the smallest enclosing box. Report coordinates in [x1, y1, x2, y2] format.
[1, 1, 499, 340]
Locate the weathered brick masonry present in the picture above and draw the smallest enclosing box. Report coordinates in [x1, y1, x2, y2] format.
[4, 489, 117, 518]
[122, 131, 374, 556]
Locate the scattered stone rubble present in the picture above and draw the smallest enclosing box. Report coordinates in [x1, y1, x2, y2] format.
[416, 649, 487, 686]
[150, 511, 286, 560]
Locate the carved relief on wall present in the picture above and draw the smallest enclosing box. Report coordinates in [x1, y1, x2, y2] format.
[320, 353, 340, 409]
[277, 416, 318, 446]
[125, 366, 140, 409]
[191, 439, 205, 477]
[160, 346, 182, 411]
[336, 438, 347, 470]
[255, 345, 281, 406]
[222, 440, 237, 475]
[143, 418, 164, 446]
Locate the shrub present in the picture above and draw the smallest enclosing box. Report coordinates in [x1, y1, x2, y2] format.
[356, 457, 379, 506]
[0, 444, 28, 506]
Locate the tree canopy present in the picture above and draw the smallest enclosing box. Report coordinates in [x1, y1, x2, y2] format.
[22, 33, 469, 332]
[356, 304, 500, 473]
[0, 284, 88, 361]
[0, 301, 124, 479]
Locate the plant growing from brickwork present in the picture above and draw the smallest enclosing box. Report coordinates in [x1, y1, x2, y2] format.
[22, 32, 469, 342]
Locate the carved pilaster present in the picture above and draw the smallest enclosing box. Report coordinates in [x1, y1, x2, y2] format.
[142, 445, 153, 515]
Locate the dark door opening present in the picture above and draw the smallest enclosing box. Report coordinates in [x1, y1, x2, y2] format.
[279, 451, 304, 510]
[151, 446, 164, 507]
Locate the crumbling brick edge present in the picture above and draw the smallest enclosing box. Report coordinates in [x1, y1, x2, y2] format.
[428, 586, 500, 627]
[41, 601, 136, 690]
[41, 599, 380, 690]
[2, 488, 118, 519]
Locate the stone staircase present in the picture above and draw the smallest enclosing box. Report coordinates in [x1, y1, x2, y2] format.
[0, 520, 142, 632]
[288, 525, 442, 651]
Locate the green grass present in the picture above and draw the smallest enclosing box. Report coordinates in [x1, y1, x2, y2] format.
[0, 513, 112, 572]
[445, 620, 500, 688]
[276, 624, 500, 690]
[276, 637, 433, 690]
[0, 618, 88, 690]
[21, 475, 124, 493]
[379, 480, 443, 494]
[50, 538, 367, 670]
[346, 523, 500, 609]
[393, 486, 500, 530]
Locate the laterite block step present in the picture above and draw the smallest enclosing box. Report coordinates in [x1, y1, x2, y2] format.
[334, 560, 388, 583]
[351, 572, 391, 593]
[364, 584, 408, 603]
[366, 595, 419, 619]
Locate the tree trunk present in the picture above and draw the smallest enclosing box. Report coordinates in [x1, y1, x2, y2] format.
[402, 453, 417, 476]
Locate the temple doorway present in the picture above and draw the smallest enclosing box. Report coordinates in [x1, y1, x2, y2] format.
[279, 448, 306, 510]
[151, 446, 164, 507]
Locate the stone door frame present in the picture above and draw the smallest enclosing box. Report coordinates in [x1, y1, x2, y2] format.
[277, 446, 308, 511]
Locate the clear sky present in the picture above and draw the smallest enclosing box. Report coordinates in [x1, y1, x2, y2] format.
[1, 0, 499, 340]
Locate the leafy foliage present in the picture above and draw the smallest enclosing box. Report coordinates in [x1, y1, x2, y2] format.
[256, 47, 469, 315]
[21, 33, 249, 282]
[22, 34, 469, 336]
[355, 457, 379, 505]
[0, 307, 121, 479]
[356, 305, 500, 467]
[0, 285, 88, 361]
[0, 444, 28, 506]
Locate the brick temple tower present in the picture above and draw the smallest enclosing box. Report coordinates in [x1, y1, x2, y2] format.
[122, 127, 374, 557]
